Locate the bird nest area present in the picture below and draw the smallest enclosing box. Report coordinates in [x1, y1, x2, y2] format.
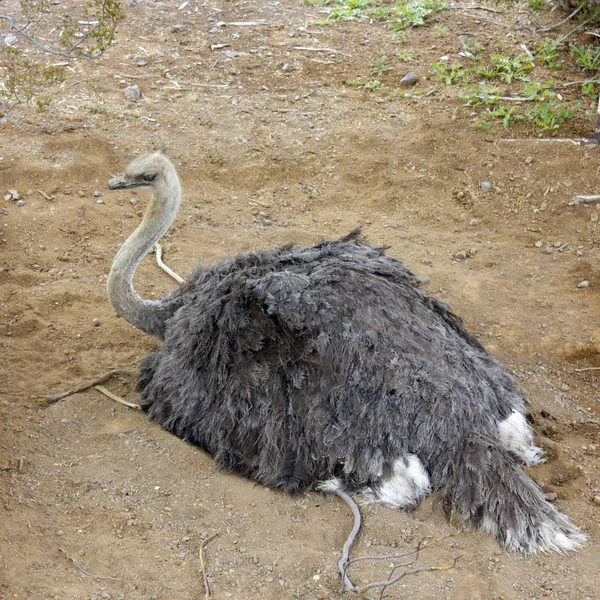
[1, 0, 600, 598]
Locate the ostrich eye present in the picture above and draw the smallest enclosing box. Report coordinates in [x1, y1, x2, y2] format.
[142, 173, 157, 182]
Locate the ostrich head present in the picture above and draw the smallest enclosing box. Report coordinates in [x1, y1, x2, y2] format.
[108, 152, 179, 201]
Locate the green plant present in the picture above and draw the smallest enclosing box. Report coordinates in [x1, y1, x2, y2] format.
[431, 62, 467, 84]
[344, 77, 387, 91]
[387, 0, 447, 31]
[434, 23, 449, 35]
[523, 98, 573, 130]
[535, 37, 564, 69]
[477, 53, 535, 84]
[526, 0, 548, 11]
[371, 53, 394, 76]
[395, 49, 415, 61]
[569, 43, 600, 73]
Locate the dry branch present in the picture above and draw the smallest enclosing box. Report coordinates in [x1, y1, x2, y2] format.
[199, 532, 220, 598]
[59, 548, 119, 580]
[44, 369, 136, 403]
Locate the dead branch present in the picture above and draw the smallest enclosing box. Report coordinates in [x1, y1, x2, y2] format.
[448, 5, 503, 12]
[94, 385, 141, 410]
[333, 489, 362, 594]
[538, 5, 582, 32]
[199, 532, 220, 598]
[362, 554, 463, 598]
[155, 243, 185, 284]
[575, 366, 600, 372]
[44, 369, 136, 403]
[59, 548, 119, 581]
[0, 14, 95, 59]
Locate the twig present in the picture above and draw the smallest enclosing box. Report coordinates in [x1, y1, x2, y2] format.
[574, 194, 600, 202]
[447, 5, 502, 12]
[154, 243, 185, 284]
[94, 385, 141, 410]
[561, 79, 600, 87]
[500, 138, 596, 145]
[575, 366, 600, 372]
[44, 369, 136, 403]
[199, 532, 220, 598]
[585, 31, 600, 38]
[538, 5, 581, 32]
[0, 14, 95, 59]
[333, 489, 362, 594]
[362, 554, 463, 597]
[292, 46, 345, 55]
[59, 548, 119, 581]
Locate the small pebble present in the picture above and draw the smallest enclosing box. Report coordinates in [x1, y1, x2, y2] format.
[3, 194, 11, 201]
[281, 63, 293, 71]
[8, 189, 19, 200]
[124, 85, 141, 102]
[16, 200, 24, 207]
[577, 280, 589, 288]
[263, 219, 272, 226]
[92, 318, 101, 327]
[469, 218, 478, 226]
[480, 181, 491, 192]
[400, 71, 419, 86]
[136, 60, 148, 67]
[172, 24, 185, 32]
[154, 50, 166, 57]
[61, 418, 68, 424]
[545, 246, 553, 254]
[454, 250, 468, 261]
[535, 240, 543, 248]
[544, 492, 558, 502]
[593, 495, 600, 506]
[469, 247, 477, 256]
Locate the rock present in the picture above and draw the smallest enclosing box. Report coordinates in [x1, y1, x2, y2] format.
[480, 181, 491, 192]
[263, 219, 272, 226]
[400, 71, 419, 86]
[468, 247, 477, 256]
[3, 193, 11, 201]
[16, 200, 24, 207]
[93, 190, 101, 197]
[154, 50, 166, 57]
[524, 156, 533, 165]
[577, 280, 589, 288]
[136, 60, 148, 67]
[124, 85, 141, 102]
[535, 240, 543, 248]
[172, 24, 185, 32]
[593, 495, 600, 506]
[92, 318, 101, 327]
[469, 218, 479, 226]
[545, 246, 553, 254]
[281, 63, 293, 71]
[8, 189, 19, 200]
[544, 492, 558, 502]
[454, 250, 468, 261]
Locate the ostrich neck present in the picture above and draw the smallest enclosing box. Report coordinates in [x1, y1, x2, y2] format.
[107, 181, 181, 339]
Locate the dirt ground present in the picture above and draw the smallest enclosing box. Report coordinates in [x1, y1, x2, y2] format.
[1, 0, 600, 599]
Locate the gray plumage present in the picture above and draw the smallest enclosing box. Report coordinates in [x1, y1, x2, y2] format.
[108, 153, 585, 555]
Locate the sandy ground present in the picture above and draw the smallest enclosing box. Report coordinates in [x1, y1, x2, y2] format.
[1, 0, 600, 599]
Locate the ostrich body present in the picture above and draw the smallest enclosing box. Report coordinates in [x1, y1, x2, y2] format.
[108, 153, 584, 554]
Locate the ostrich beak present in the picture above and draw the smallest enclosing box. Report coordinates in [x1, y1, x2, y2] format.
[108, 173, 128, 190]
[108, 173, 141, 190]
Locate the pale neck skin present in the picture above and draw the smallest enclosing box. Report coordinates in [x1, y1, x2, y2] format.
[107, 170, 181, 339]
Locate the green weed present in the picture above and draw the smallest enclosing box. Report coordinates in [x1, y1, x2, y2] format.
[569, 43, 600, 73]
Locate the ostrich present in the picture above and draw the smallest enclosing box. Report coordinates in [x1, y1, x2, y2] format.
[107, 152, 584, 555]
